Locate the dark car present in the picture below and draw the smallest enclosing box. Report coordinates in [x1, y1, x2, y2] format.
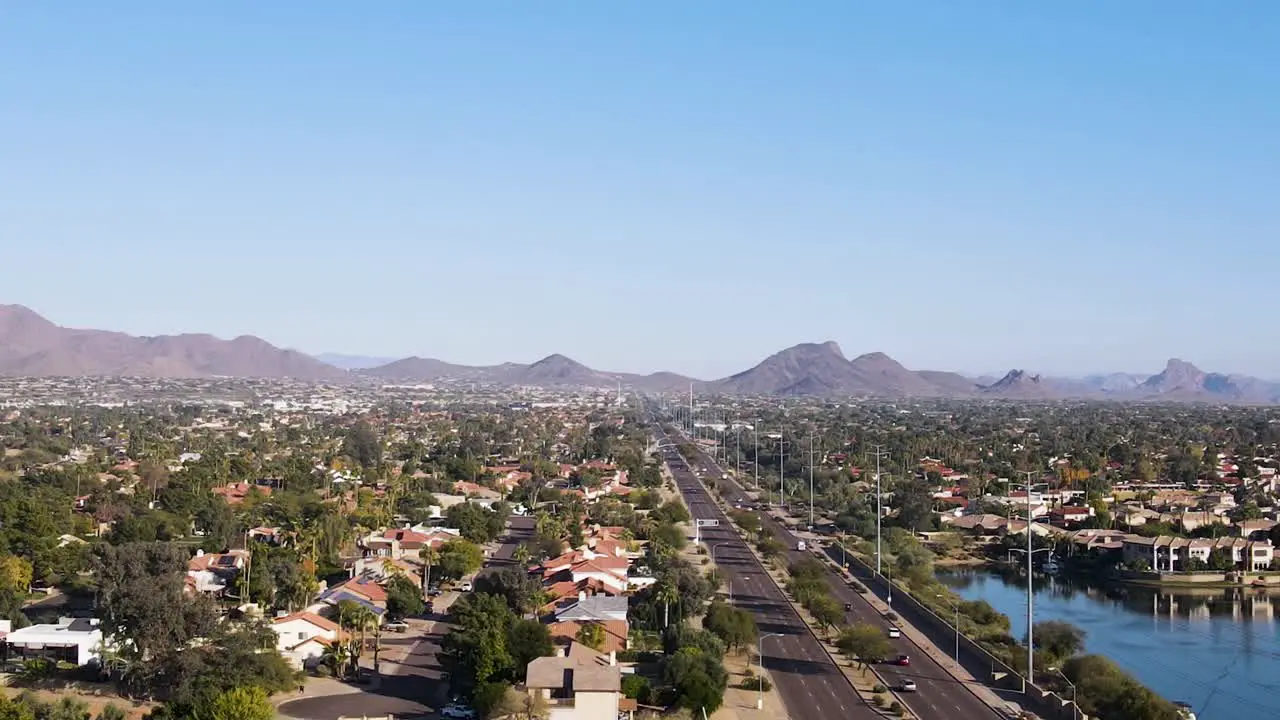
[425, 601, 436, 614]
[844, 602, 853, 611]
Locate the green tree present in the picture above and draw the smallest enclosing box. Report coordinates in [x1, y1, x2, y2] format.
[836, 623, 891, 669]
[808, 594, 845, 638]
[342, 422, 383, 469]
[386, 575, 426, 620]
[576, 622, 607, 650]
[702, 601, 758, 653]
[208, 686, 274, 720]
[1031, 620, 1086, 661]
[664, 647, 728, 714]
[438, 539, 485, 580]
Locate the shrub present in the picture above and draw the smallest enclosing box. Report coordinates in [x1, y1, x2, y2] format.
[889, 700, 903, 715]
[872, 683, 887, 693]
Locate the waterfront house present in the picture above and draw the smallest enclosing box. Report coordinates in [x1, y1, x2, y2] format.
[1122, 535, 1275, 571]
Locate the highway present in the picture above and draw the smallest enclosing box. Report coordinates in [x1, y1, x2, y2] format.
[665, 428, 1002, 720]
[655, 430, 876, 720]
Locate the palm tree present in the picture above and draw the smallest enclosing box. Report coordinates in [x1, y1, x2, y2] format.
[511, 543, 532, 568]
[421, 547, 440, 592]
[655, 583, 679, 629]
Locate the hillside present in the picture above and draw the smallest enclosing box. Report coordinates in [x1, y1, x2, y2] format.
[0, 305, 346, 380]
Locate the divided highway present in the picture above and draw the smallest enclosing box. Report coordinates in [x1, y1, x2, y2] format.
[666, 428, 1001, 720]
[656, 430, 874, 719]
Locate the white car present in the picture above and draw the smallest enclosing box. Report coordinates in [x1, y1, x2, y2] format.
[901, 680, 917, 692]
[442, 705, 477, 719]
[459, 581, 474, 592]
[888, 627, 901, 638]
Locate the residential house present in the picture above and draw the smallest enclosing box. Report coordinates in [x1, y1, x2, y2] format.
[270, 612, 344, 670]
[4, 618, 104, 666]
[186, 549, 248, 595]
[1123, 536, 1275, 572]
[526, 642, 631, 720]
[212, 482, 272, 505]
[1234, 519, 1279, 540]
[1047, 506, 1093, 527]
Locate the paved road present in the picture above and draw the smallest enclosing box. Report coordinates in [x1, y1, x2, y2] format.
[657, 430, 875, 720]
[670, 429, 1001, 720]
[280, 517, 536, 720]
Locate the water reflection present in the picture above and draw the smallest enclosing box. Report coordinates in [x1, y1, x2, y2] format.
[939, 568, 1280, 720]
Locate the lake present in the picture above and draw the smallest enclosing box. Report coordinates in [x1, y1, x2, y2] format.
[938, 568, 1280, 719]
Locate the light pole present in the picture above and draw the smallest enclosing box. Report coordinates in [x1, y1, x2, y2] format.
[711, 543, 733, 602]
[1049, 667, 1078, 720]
[778, 433, 785, 511]
[808, 435, 815, 529]
[870, 445, 889, 575]
[1015, 470, 1041, 688]
[757, 632, 785, 709]
[936, 594, 960, 666]
[753, 419, 760, 491]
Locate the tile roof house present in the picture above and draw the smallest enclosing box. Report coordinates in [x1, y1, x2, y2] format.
[525, 642, 625, 720]
[212, 482, 272, 505]
[553, 595, 629, 623]
[270, 612, 345, 670]
[548, 620, 629, 654]
[186, 549, 248, 594]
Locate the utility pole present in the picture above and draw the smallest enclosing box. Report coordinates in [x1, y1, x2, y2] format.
[869, 444, 890, 575]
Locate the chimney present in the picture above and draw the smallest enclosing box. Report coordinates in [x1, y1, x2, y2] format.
[195, 549, 204, 557]
[578, 590, 586, 603]
[609, 651, 616, 666]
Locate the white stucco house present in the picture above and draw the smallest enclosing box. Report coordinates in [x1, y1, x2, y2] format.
[4, 617, 104, 666]
[270, 612, 345, 670]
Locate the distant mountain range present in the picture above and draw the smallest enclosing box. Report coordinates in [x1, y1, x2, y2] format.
[2, 304, 1278, 403]
[0, 304, 345, 381]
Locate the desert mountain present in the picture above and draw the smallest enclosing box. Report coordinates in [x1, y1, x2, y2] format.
[358, 352, 699, 392]
[3, 308, 1276, 403]
[0, 305, 346, 380]
[980, 370, 1059, 399]
[711, 342, 975, 397]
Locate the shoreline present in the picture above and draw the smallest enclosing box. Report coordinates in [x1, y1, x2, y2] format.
[960, 554, 1280, 591]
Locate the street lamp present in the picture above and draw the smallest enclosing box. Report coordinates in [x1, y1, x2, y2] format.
[1049, 667, 1078, 720]
[869, 445, 889, 575]
[935, 594, 960, 666]
[757, 633, 785, 709]
[711, 543, 733, 602]
[1013, 470, 1048, 687]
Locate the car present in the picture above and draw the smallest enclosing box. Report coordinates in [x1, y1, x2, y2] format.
[428, 585, 442, 596]
[384, 621, 409, 633]
[888, 627, 901, 638]
[425, 601, 435, 614]
[844, 602, 853, 611]
[441, 704, 477, 719]
[892, 654, 910, 666]
[459, 581, 474, 592]
[901, 680, 917, 692]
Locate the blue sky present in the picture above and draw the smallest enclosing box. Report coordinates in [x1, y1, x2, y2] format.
[3, 3, 1277, 379]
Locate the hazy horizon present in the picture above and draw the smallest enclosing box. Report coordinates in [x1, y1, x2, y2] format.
[3, 4, 1276, 378]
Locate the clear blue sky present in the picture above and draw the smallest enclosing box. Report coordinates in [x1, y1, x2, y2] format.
[3, 3, 1277, 379]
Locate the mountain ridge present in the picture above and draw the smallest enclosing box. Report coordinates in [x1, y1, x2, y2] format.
[1, 305, 1277, 402]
